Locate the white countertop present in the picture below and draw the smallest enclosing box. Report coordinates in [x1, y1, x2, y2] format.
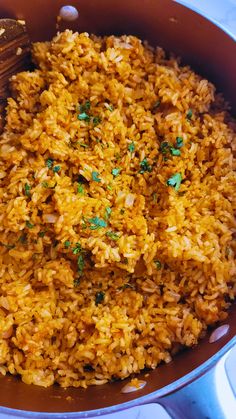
[0, 1, 236, 418]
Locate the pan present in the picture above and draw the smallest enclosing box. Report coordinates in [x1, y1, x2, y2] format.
[0, 1, 235, 418]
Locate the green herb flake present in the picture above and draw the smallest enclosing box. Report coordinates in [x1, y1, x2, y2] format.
[74, 278, 80, 287]
[78, 112, 90, 122]
[107, 184, 113, 191]
[92, 171, 101, 182]
[106, 104, 114, 112]
[79, 143, 89, 148]
[88, 217, 107, 230]
[39, 231, 45, 238]
[139, 158, 152, 174]
[95, 291, 105, 305]
[152, 100, 160, 111]
[92, 116, 102, 126]
[160, 142, 170, 155]
[46, 158, 54, 169]
[105, 207, 112, 219]
[111, 168, 120, 177]
[128, 141, 135, 153]
[26, 220, 34, 229]
[72, 242, 82, 255]
[170, 147, 181, 156]
[80, 100, 91, 113]
[176, 137, 184, 148]
[186, 109, 193, 120]
[77, 183, 84, 194]
[106, 231, 119, 241]
[64, 240, 71, 249]
[154, 260, 162, 270]
[42, 181, 57, 189]
[52, 165, 61, 173]
[77, 254, 85, 274]
[24, 183, 31, 197]
[166, 173, 182, 191]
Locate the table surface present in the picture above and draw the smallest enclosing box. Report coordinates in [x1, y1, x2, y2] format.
[0, 1, 236, 418]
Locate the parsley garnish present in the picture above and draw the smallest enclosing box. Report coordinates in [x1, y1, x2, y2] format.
[26, 221, 34, 229]
[112, 168, 120, 177]
[64, 240, 71, 248]
[39, 231, 46, 238]
[77, 254, 84, 274]
[186, 109, 193, 120]
[139, 158, 152, 174]
[77, 183, 84, 194]
[106, 231, 119, 241]
[52, 165, 61, 173]
[152, 100, 160, 111]
[72, 242, 82, 254]
[166, 173, 182, 191]
[74, 278, 80, 287]
[105, 207, 112, 219]
[80, 100, 91, 113]
[92, 171, 101, 182]
[24, 183, 31, 197]
[170, 147, 181, 156]
[128, 141, 135, 153]
[95, 291, 105, 305]
[160, 142, 169, 155]
[176, 137, 184, 148]
[92, 116, 101, 126]
[88, 217, 107, 230]
[154, 260, 162, 269]
[46, 158, 54, 169]
[106, 104, 114, 112]
[78, 112, 90, 122]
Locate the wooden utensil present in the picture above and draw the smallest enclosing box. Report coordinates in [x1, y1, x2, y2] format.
[0, 18, 31, 130]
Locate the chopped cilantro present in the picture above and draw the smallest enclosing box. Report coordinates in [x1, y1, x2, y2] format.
[78, 112, 90, 122]
[152, 100, 160, 111]
[186, 109, 193, 120]
[64, 240, 71, 248]
[53, 165, 61, 173]
[105, 207, 112, 219]
[176, 137, 184, 148]
[128, 141, 135, 153]
[80, 100, 91, 113]
[106, 231, 119, 241]
[74, 278, 80, 287]
[92, 171, 101, 182]
[79, 143, 89, 148]
[24, 183, 31, 197]
[46, 158, 54, 169]
[39, 231, 46, 238]
[154, 260, 162, 270]
[26, 221, 34, 229]
[77, 183, 84, 194]
[88, 217, 107, 230]
[72, 242, 82, 254]
[112, 168, 120, 177]
[166, 173, 182, 191]
[92, 116, 102, 126]
[95, 291, 105, 305]
[139, 158, 152, 174]
[160, 142, 169, 154]
[42, 181, 57, 189]
[77, 254, 85, 274]
[170, 147, 181, 156]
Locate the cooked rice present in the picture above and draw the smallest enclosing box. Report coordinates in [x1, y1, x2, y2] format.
[0, 30, 235, 388]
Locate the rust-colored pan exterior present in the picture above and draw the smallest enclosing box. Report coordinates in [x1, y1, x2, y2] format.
[0, 0, 235, 417]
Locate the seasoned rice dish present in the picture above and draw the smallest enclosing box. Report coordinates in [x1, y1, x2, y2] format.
[0, 30, 235, 388]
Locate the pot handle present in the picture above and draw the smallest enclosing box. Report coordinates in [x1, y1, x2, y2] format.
[152, 346, 236, 419]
